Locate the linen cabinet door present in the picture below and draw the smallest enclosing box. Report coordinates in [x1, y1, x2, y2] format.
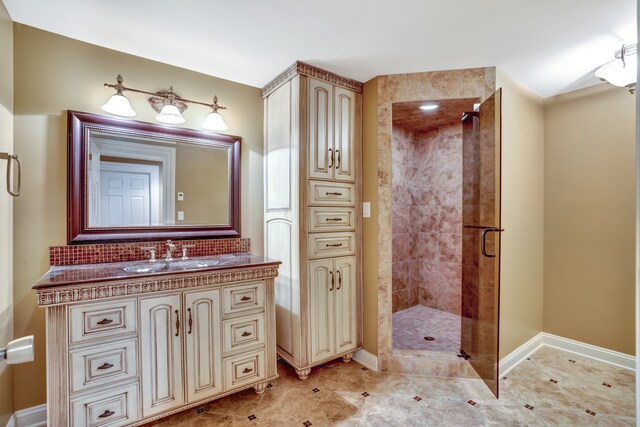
[140, 295, 184, 417]
[308, 78, 334, 180]
[184, 289, 223, 403]
[309, 259, 335, 363]
[334, 257, 357, 354]
[333, 87, 356, 182]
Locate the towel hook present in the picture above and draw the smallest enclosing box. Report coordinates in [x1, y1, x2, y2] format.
[0, 152, 21, 197]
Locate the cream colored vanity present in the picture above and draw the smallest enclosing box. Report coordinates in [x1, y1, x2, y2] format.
[34, 254, 279, 426]
[262, 62, 363, 379]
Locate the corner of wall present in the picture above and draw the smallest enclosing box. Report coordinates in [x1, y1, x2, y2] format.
[495, 68, 545, 359]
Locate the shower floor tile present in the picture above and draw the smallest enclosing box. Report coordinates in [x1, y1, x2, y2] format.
[393, 305, 461, 352]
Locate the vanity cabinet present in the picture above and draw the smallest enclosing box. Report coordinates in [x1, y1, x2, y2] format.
[34, 259, 279, 426]
[263, 62, 363, 379]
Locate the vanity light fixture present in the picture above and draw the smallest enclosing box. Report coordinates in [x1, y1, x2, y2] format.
[102, 74, 229, 130]
[419, 104, 439, 111]
[595, 43, 637, 94]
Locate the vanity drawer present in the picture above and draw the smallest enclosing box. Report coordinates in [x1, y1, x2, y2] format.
[70, 339, 138, 393]
[308, 232, 357, 259]
[223, 314, 265, 354]
[69, 299, 137, 344]
[308, 181, 356, 206]
[222, 282, 265, 315]
[71, 383, 139, 427]
[309, 207, 356, 232]
[223, 350, 265, 390]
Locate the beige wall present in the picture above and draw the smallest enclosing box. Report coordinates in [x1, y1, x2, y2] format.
[362, 78, 378, 355]
[12, 24, 264, 409]
[0, 1, 13, 423]
[543, 84, 635, 355]
[496, 69, 545, 358]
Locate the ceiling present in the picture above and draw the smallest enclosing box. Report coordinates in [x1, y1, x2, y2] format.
[4, 0, 637, 98]
[393, 99, 478, 133]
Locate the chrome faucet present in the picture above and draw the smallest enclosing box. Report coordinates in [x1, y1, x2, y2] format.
[181, 244, 196, 260]
[140, 246, 157, 262]
[165, 240, 177, 261]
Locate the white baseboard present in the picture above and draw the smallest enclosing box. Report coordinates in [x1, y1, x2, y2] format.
[499, 332, 636, 377]
[353, 349, 379, 371]
[11, 404, 46, 427]
[542, 332, 635, 371]
[499, 332, 544, 377]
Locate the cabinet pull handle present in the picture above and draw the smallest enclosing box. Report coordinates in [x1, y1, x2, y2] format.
[325, 218, 343, 222]
[326, 192, 342, 196]
[187, 308, 193, 335]
[241, 331, 252, 337]
[96, 318, 113, 325]
[337, 270, 342, 290]
[335, 149, 341, 169]
[329, 271, 335, 291]
[240, 296, 252, 302]
[326, 243, 343, 247]
[175, 309, 180, 337]
[328, 148, 334, 168]
[97, 362, 114, 370]
[243, 367, 253, 374]
[98, 410, 115, 418]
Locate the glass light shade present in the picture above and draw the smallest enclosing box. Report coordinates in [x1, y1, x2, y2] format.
[202, 111, 228, 131]
[156, 104, 186, 124]
[101, 93, 136, 117]
[596, 55, 637, 88]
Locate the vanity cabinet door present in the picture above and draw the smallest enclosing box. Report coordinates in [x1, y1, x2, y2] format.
[333, 87, 356, 183]
[140, 295, 184, 417]
[309, 259, 335, 363]
[308, 78, 334, 181]
[184, 289, 223, 403]
[335, 257, 357, 354]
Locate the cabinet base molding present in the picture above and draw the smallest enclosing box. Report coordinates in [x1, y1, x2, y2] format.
[128, 375, 279, 427]
[277, 347, 362, 380]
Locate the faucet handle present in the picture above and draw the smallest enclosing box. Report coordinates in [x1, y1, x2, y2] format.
[181, 245, 196, 260]
[140, 247, 157, 262]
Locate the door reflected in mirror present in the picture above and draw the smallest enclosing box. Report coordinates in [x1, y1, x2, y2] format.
[68, 111, 241, 243]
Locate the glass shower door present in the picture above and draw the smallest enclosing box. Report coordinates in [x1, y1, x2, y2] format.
[461, 89, 503, 398]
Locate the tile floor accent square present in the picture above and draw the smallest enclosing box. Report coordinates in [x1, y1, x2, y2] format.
[362, 392, 370, 397]
[549, 379, 558, 384]
[248, 415, 256, 421]
[586, 409, 597, 416]
[303, 421, 312, 426]
[413, 396, 422, 401]
[467, 400, 476, 406]
[525, 404, 535, 410]
[312, 388, 320, 393]
[602, 382, 612, 388]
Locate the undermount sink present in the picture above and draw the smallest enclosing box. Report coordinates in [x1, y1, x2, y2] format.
[123, 262, 166, 274]
[167, 259, 220, 270]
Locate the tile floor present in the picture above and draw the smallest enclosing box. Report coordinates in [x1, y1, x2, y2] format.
[150, 346, 636, 426]
[393, 305, 461, 352]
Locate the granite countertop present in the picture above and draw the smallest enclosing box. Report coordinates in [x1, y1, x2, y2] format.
[33, 253, 281, 289]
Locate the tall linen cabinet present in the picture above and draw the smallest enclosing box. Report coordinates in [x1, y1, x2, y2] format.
[263, 62, 363, 379]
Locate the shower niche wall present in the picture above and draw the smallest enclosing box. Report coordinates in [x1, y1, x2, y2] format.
[391, 92, 503, 396]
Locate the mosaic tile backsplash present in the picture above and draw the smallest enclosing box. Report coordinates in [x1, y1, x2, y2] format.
[50, 238, 251, 266]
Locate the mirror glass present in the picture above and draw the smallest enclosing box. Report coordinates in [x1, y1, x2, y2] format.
[68, 111, 241, 243]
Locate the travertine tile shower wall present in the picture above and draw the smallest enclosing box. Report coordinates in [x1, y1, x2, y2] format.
[392, 122, 463, 315]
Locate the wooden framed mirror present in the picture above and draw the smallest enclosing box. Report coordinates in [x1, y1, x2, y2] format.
[68, 110, 241, 243]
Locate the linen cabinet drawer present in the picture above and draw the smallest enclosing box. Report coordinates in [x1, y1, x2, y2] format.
[69, 299, 137, 344]
[309, 207, 356, 232]
[308, 181, 356, 206]
[222, 282, 265, 315]
[71, 383, 139, 427]
[224, 350, 265, 390]
[223, 314, 265, 354]
[308, 232, 356, 259]
[70, 339, 138, 393]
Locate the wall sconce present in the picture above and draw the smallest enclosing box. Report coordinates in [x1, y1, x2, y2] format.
[595, 44, 637, 94]
[102, 74, 229, 131]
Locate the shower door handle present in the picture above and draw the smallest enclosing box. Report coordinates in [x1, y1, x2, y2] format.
[480, 227, 504, 258]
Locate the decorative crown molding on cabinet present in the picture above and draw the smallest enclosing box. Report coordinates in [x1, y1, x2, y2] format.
[261, 61, 363, 97]
[36, 266, 280, 307]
